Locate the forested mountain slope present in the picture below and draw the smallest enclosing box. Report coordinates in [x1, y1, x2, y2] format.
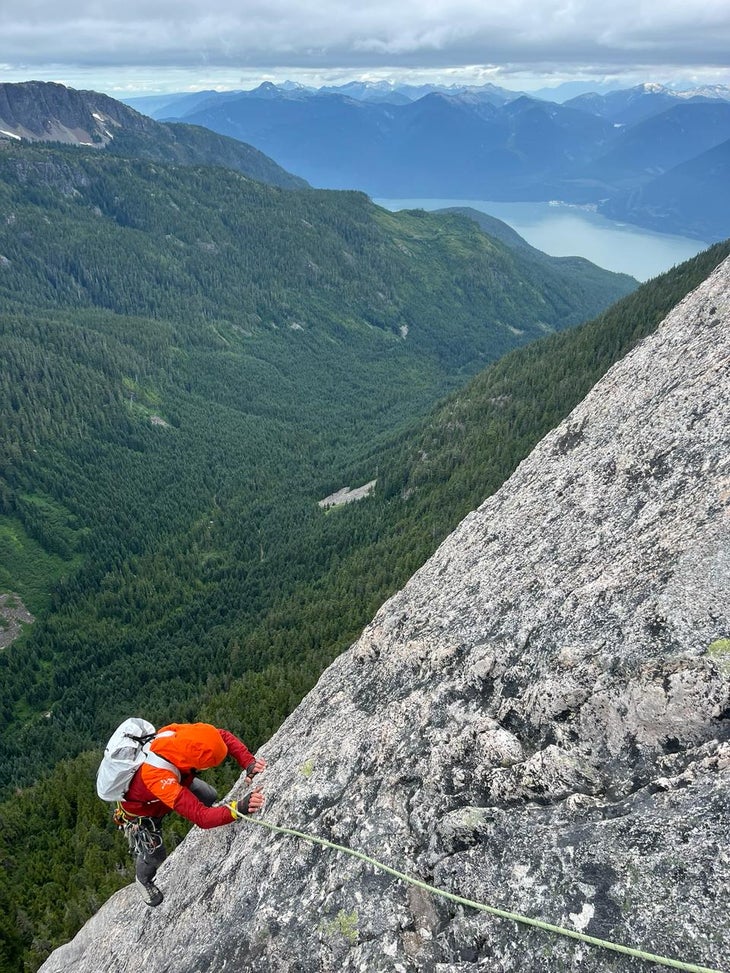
[0, 140, 631, 367]
[1, 227, 726, 970]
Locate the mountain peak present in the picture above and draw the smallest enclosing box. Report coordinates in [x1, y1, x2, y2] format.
[0, 80, 151, 146]
[40, 256, 730, 972]
[637, 81, 669, 94]
[0, 80, 307, 188]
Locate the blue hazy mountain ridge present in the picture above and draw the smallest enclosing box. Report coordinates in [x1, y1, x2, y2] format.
[127, 80, 525, 115]
[580, 102, 730, 187]
[125, 90, 242, 122]
[176, 91, 617, 198]
[601, 137, 730, 241]
[162, 82, 730, 240]
[563, 87, 725, 125]
[317, 80, 523, 107]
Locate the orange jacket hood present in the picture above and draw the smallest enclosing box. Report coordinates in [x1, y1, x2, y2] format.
[150, 723, 228, 771]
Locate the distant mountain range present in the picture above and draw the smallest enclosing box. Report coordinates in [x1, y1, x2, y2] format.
[124, 79, 730, 116]
[131, 80, 730, 242]
[124, 80, 529, 118]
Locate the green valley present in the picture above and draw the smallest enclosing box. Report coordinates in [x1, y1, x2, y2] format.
[0, 139, 636, 778]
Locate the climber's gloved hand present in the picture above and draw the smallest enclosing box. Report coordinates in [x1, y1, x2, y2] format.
[245, 756, 267, 783]
[229, 787, 264, 819]
[246, 787, 265, 814]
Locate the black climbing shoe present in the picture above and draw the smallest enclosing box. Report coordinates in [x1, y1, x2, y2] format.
[136, 878, 163, 907]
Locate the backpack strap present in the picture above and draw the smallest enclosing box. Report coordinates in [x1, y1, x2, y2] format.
[143, 749, 182, 779]
[143, 731, 181, 780]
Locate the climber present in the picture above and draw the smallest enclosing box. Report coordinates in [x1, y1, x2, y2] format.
[115, 722, 266, 907]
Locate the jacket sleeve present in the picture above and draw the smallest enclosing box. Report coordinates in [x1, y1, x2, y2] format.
[219, 728, 256, 771]
[172, 786, 236, 829]
[139, 764, 235, 829]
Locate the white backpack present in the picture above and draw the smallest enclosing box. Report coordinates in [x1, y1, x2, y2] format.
[96, 717, 157, 801]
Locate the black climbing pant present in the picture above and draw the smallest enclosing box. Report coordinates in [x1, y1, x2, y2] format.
[127, 778, 218, 883]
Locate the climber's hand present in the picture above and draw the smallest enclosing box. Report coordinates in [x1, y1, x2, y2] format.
[245, 756, 267, 783]
[246, 786, 265, 814]
[229, 787, 264, 819]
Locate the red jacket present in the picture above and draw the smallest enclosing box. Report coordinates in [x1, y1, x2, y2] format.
[121, 723, 255, 829]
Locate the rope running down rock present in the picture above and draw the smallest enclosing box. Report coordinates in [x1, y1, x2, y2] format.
[230, 808, 725, 973]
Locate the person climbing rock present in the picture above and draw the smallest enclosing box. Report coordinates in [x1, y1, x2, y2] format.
[114, 722, 266, 907]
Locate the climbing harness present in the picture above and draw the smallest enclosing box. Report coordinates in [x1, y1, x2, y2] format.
[114, 804, 164, 858]
[229, 807, 725, 973]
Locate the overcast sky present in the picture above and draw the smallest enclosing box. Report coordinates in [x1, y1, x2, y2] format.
[1, 0, 730, 95]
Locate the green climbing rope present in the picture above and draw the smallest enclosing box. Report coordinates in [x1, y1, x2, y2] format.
[230, 808, 725, 973]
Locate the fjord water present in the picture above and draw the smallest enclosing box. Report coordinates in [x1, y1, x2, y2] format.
[376, 198, 709, 282]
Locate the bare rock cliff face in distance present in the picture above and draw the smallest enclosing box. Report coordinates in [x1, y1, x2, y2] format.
[42, 259, 730, 972]
[0, 81, 308, 188]
[0, 81, 157, 146]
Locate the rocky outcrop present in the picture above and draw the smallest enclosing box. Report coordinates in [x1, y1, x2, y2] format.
[318, 480, 378, 509]
[42, 259, 730, 972]
[0, 592, 34, 649]
[0, 81, 155, 146]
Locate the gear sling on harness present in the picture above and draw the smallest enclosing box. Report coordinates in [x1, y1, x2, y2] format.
[113, 804, 165, 857]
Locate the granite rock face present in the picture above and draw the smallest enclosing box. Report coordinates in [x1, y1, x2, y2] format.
[42, 260, 730, 973]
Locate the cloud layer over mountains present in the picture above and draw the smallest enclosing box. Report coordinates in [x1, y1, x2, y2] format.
[2, 0, 730, 74]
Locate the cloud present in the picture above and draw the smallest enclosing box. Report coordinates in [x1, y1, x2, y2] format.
[1, 0, 729, 78]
